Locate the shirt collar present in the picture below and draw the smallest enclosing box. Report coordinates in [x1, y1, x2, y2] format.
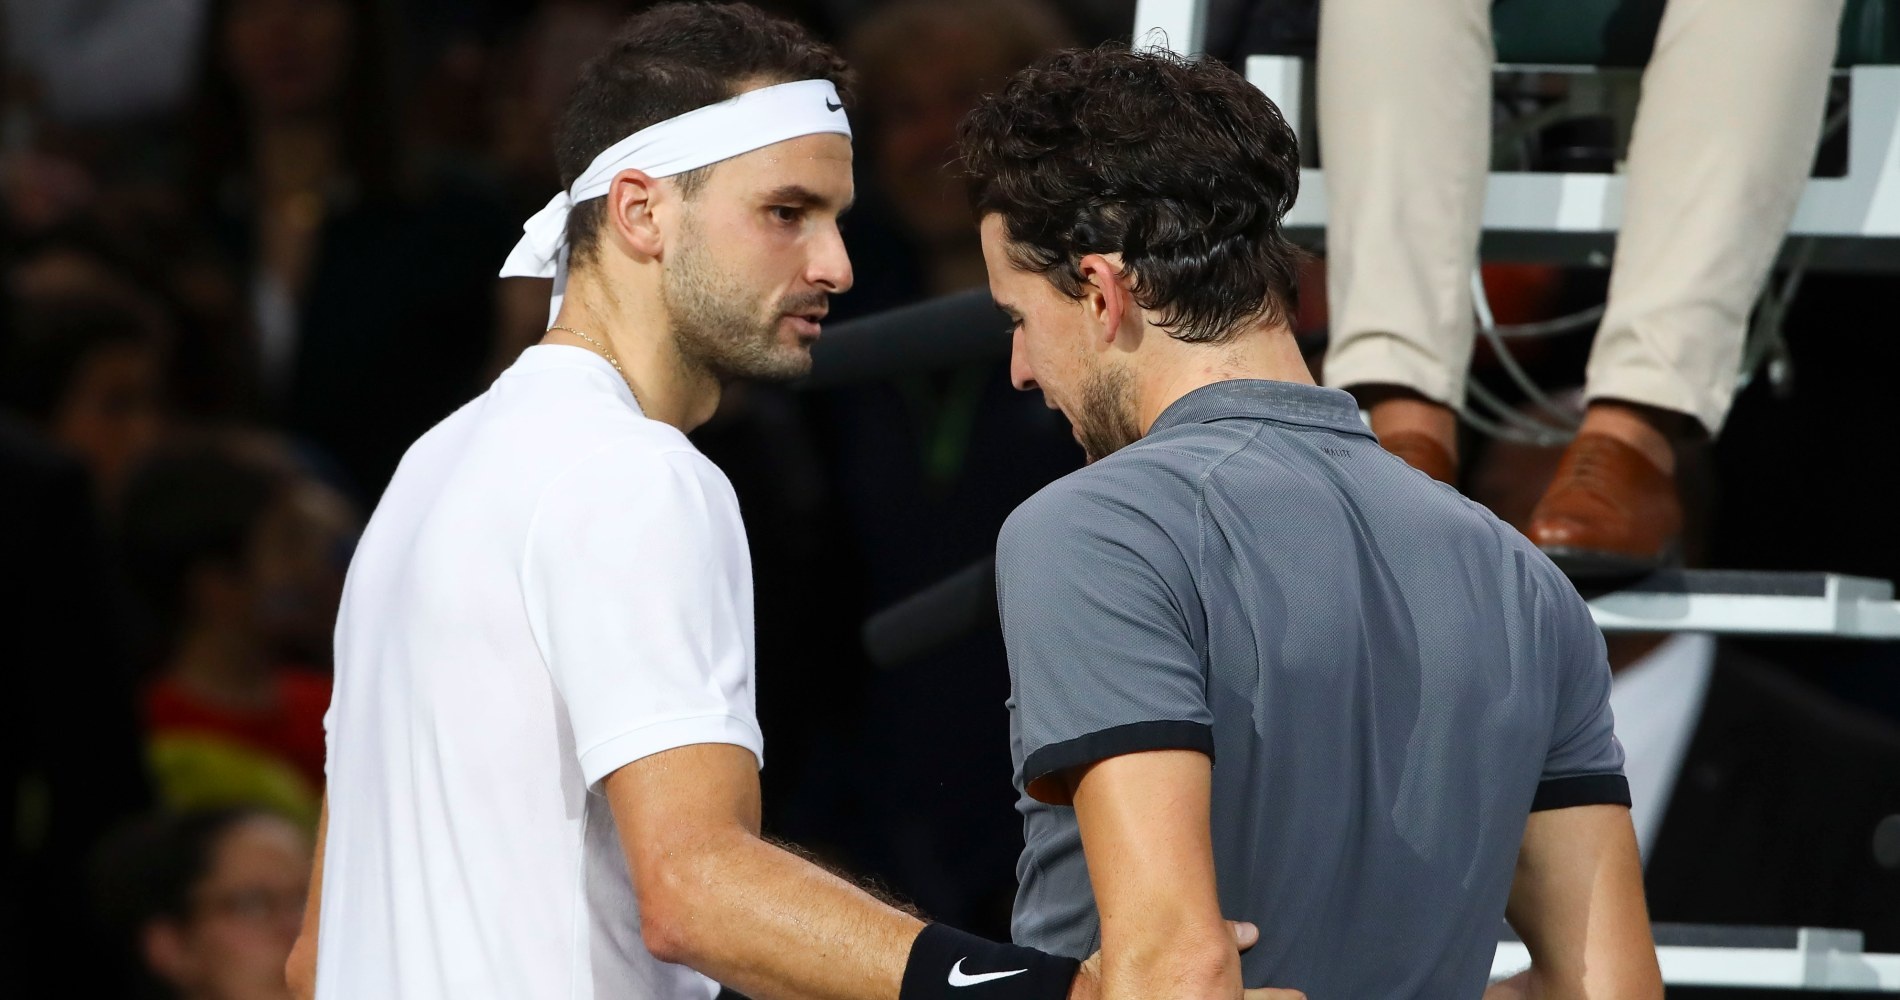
[505, 344, 643, 413]
[1148, 379, 1375, 439]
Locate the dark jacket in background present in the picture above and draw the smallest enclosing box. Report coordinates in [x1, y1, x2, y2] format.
[217, 184, 515, 501]
[0, 419, 151, 994]
[1651, 647, 1900, 998]
[1200, 2, 1900, 974]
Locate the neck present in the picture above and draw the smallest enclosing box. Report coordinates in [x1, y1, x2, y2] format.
[1134, 320, 1316, 435]
[545, 268, 722, 432]
[253, 118, 339, 196]
[168, 624, 275, 710]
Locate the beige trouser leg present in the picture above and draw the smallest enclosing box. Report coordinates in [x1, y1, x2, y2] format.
[1318, 0, 1493, 407]
[1585, 0, 1843, 434]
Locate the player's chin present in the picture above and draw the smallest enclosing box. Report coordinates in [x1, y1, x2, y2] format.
[777, 322, 820, 359]
[741, 339, 815, 383]
[777, 349, 815, 379]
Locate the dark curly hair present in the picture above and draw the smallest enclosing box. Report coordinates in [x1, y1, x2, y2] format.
[556, 2, 855, 265]
[958, 46, 1303, 344]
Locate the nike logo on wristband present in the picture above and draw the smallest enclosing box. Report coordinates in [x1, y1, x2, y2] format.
[948, 959, 1029, 987]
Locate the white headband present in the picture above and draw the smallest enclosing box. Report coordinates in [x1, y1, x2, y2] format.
[499, 79, 853, 321]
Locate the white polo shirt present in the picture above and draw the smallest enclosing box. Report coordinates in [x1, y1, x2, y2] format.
[315, 344, 762, 1000]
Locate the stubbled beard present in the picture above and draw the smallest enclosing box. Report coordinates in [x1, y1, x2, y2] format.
[1073, 361, 1141, 463]
[661, 220, 820, 384]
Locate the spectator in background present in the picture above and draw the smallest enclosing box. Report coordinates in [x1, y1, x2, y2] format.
[188, 0, 514, 498]
[824, 0, 1082, 597]
[1470, 399, 1900, 952]
[1, 286, 170, 502]
[2, 0, 209, 125]
[781, 0, 1082, 936]
[478, 0, 639, 374]
[843, 0, 1072, 307]
[119, 433, 358, 829]
[94, 807, 310, 1000]
[2, 416, 153, 997]
[481, 0, 632, 208]
[5, 225, 257, 427]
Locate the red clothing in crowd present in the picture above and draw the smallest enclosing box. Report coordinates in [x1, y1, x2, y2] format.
[144, 669, 331, 792]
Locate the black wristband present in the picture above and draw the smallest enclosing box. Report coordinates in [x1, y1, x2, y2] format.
[900, 923, 1079, 1000]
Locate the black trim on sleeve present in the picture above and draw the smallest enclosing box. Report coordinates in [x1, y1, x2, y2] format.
[1532, 773, 1632, 811]
[1023, 720, 1214, 805]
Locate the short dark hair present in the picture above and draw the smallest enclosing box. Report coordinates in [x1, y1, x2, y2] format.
[958, 46, 1304, 344]
[0, 291, 167, 422]
[93, 807, 270, 930]
[189, 0, 403, 206]
[555, 2, 854, 264]
[117, 434, 296, 654]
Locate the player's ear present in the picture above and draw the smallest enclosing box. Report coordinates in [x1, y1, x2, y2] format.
[603, 169, 664, 260]
[1077, 253, 1130, 348]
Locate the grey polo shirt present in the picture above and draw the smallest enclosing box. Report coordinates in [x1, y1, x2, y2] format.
[999, 379, 1627, 999]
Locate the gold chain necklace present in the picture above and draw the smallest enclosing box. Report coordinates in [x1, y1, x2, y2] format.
[548, 325, 639, 407]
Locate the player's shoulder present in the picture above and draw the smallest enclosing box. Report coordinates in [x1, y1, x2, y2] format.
[547, 425, 731, 511]
[1005, 463, 1123, 539]
[1495, 523, 1603, 656]
[1002, 447, 1192, 561]
[518, 433, 736, 566]
[1035, 433, 1210, 509]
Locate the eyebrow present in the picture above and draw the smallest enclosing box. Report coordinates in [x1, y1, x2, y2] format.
[763, 184, 855, 216]
[992, 299, 1019, 318]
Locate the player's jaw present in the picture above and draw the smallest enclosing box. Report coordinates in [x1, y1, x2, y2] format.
[664, 236, 832, 384]
[1066, 360, 1141, 463]
[1013, 325, 1140, 463]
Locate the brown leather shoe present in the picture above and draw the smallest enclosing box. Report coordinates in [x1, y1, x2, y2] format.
[1380, 431, 1458, 485]
[1527, 433, 1682, 577]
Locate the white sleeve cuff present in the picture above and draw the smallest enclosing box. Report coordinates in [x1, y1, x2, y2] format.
[580, 713, 766, 790]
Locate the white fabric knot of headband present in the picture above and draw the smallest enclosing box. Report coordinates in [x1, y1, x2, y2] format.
[500, 79, 852, 322]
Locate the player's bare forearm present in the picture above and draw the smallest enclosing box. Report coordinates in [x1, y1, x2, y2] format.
[1502, 805, 1661, 1000]
[651, 826, 923, 1000]
[606, 743, 924, 1000]
[287, 793, 327, 1000]
[1067, 750, 1250, 1000]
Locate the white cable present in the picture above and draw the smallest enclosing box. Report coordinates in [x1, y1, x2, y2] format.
[1492, 304, 1607, 339]
[1469, 268, 1585, 430]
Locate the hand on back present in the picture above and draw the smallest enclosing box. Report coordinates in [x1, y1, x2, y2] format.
[1067, 921, 1306, 1000]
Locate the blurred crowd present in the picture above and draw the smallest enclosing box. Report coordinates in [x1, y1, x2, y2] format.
[0, 2, 1118, 993]
[3, 1, 1898, 998]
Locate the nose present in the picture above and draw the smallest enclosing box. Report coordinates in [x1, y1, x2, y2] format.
[280, 905, 306, 943]
[1009, 327, 1037, 392]
[276, 891, 309, 943]
[809, 219, 853, 295]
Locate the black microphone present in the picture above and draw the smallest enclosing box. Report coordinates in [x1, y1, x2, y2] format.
[861, 553, 999, 669]
[799, 289, 1010, 389]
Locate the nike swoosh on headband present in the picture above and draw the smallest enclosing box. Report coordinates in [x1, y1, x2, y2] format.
[499, 79, 851, 324]
[948, 958, 1029, 987]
